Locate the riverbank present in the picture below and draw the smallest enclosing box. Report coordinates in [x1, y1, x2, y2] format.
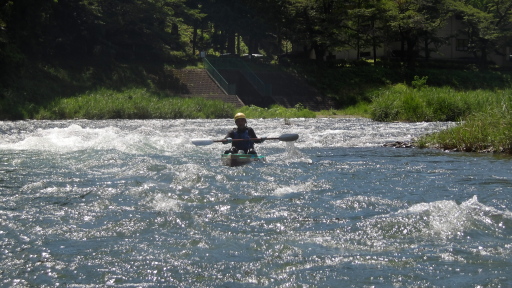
[417, 109, 512, 154]
[385, 108, 512, 154]
[2, 59, 512, 153]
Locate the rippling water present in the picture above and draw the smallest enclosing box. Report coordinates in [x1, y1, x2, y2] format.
[1, 118, 511, 287]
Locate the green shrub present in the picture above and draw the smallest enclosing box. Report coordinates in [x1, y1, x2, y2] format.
[411, 76, 428, 90]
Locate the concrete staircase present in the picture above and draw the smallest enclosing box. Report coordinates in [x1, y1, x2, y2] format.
[171, 69, 244, 107]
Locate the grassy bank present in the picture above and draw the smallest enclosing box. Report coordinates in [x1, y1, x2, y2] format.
[290, 62, 512, 108]
[33, 88, 235, 119]
[368, 80, 512, 154]
[3, 57, 511, 120]
[417, 108, 512, 153]
[3, 57, 512, 153]
[26, 88, 318, 120]
[370, 84, 512, 122]
[289, 63, 512, 154]
[0, 58, 322, 120]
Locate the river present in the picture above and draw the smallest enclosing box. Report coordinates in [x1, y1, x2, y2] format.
[0, 118, 511, 287]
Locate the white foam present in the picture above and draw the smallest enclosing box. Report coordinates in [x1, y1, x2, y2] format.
[150, 194, 181, 212]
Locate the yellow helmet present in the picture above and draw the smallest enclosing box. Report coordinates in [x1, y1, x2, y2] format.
[234, 113, 246, 120]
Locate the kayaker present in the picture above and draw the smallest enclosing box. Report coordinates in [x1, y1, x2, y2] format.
[223, 113, 265, 154]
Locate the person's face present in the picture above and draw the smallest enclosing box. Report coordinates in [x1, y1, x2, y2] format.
[235, 118, 246, 128]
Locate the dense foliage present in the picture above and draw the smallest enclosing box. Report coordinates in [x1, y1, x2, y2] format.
[1, 0, 512, 122]
[2, 0, 511, 68]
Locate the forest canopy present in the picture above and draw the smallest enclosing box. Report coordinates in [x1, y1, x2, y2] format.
[1, 0, 511, 67]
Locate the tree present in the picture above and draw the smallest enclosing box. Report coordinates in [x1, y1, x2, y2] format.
[0, 0, 196, 63]
[346, 0, 388, 62]
[2, 0, 56, 58]
[282, 0, 350, 61]
[453, 0, 512, 68]
[200, 0, 281, 56]
[382, 0, 452, 67]
[93, 0, 192, 60]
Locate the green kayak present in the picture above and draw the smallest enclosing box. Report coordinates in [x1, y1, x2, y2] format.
[221, 154, 266, 167]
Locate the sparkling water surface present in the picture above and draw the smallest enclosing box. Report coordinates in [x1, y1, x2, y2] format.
[0, 118, 511, 287]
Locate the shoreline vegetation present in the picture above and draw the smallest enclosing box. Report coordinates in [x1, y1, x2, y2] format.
[1, 60, 512, 154]
[2, 0, 512, 157]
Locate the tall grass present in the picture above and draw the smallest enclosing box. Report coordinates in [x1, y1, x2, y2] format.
[34, 88, 236, 119]
[31, 89, 318, 120]
[370, 84, 509, 122]
[417, 107, 512, 153]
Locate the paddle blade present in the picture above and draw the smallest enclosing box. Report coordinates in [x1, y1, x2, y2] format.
[278, 133, 299, 142]
[191, 139, 214, 146]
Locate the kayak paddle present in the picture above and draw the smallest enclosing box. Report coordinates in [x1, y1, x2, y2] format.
[191, 133, 299, 146]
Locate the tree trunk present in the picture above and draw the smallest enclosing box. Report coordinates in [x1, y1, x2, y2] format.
[226, 30, 236, 55]
[192, 20, 198, 56]
[373, 39, 377, 63]
[356, 38, 360, 60]
[479, 47, 488, 70]
[400, 38, 406, 61]
[312, 41, 325, 62]
[372, 19, 377, 63]
[276, 25, 282, 55]
[406, 38, 417, 68]
[236, 34, 241, 55]
[424, 37, 429, 60]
